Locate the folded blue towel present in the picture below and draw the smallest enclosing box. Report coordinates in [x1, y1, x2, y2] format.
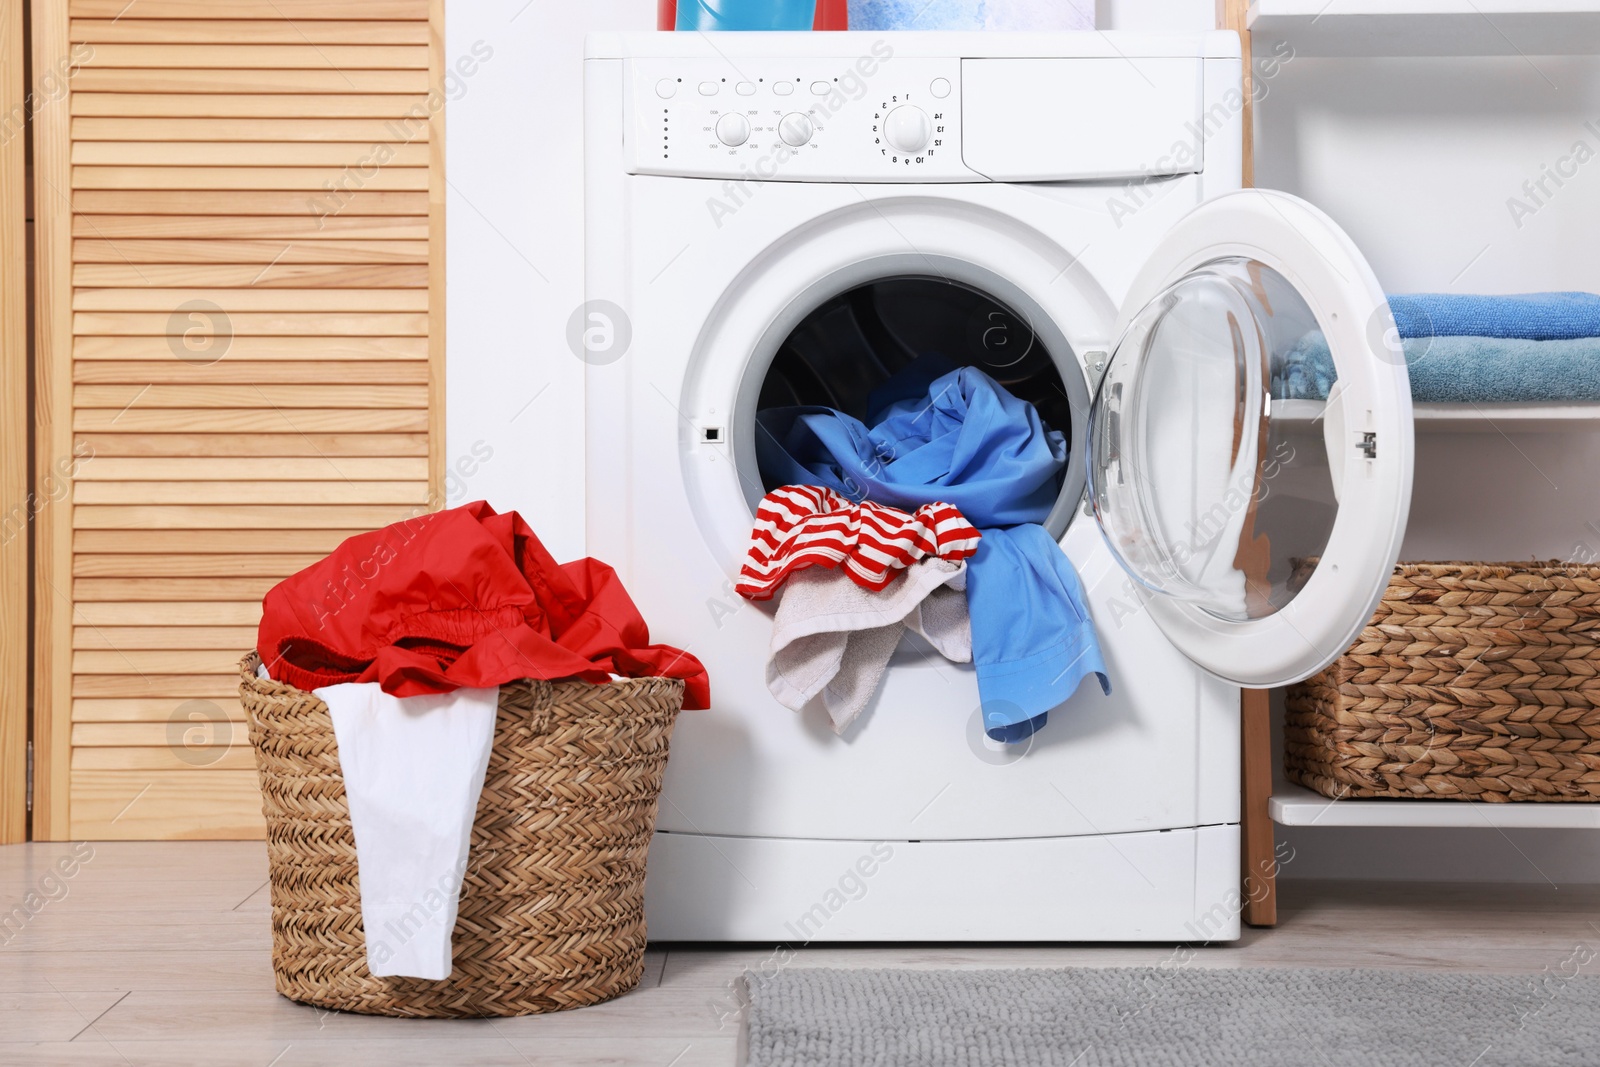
[1389, 293, 1600, 341]
[1270, 334, 1600, 404]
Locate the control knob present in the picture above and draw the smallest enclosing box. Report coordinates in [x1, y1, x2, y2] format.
[778, 112, 814, 147]
[716, 112, 750, 147]
[883, 105, 932, 154]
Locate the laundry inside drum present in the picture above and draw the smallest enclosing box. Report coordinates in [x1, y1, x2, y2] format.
[748, 274, 1104, 710]
[756, 275, 1075, 461]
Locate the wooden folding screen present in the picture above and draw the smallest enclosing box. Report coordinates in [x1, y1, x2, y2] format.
[33, 0, 444, 839]
[0, 0, 27, 844]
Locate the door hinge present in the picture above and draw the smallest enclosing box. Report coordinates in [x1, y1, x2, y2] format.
[1083, 349, 1109, 389]
[25, 740, 33, 812]
[1359, 432, 1377, 459]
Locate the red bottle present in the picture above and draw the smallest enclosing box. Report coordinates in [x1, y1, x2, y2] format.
[657, 0, 848, 30]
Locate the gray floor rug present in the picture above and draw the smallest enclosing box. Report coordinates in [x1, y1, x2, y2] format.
[745, 966, 1600, 1066]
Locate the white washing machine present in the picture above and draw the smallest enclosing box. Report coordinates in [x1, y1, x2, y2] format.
[583, 31, 1413, 942]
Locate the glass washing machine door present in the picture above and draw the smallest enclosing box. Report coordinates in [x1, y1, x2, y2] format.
[1088, 189, 1414, 687]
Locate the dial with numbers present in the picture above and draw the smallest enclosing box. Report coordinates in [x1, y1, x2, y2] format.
[883, 105, 931, 152]
[872, 94, 945, 167]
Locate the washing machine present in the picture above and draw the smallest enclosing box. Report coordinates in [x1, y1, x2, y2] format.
[583, 31, 1413, 942]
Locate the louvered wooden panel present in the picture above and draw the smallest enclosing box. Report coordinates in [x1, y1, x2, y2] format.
[1, 0, 28, 841]
[34, 0, 444, 840]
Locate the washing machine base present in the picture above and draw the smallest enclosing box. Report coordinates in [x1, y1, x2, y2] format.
[643, 824, 1242, 943]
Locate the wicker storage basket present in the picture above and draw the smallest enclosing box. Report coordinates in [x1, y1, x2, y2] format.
[238, 652, 684, 1017]
[1285, 562, 1600, 803]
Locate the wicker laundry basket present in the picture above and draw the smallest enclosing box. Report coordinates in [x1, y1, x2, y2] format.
[1285, 562, 1600, 803]
[238, 652, 684, 1017]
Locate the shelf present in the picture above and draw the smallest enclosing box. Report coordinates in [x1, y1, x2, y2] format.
[1414, 402, 1600, 432]
[1274, 398, 1600, 432]
[1270, 780, 1600, 828]
[1247, 1, 1600, 57]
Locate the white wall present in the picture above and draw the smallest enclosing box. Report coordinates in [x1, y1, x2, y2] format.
[447, 0, 656, 563]
[1255, 56, 1600, 295]
[1095, 0, 1212, 32]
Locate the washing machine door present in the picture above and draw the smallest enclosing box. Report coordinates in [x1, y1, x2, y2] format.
[1087, 189, 1413, 688]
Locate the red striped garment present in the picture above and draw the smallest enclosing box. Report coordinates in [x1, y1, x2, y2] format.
[737, 485, 981, 601]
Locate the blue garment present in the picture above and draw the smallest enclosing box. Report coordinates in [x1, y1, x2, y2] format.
[1269, 333, 1600, 404]
[1388, 292, 1600, 341]
[757, 359, 1110, 741]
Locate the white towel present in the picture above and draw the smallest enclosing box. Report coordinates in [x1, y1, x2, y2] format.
[767, 558, 970, 732]
[314, 681, 498, 980]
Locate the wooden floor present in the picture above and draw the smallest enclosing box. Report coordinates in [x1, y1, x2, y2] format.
[1, 842, 1592, 1066]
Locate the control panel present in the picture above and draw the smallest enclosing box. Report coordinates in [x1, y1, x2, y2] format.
[625, 56, 983, 182]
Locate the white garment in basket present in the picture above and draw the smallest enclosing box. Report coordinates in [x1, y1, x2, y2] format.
[313, 681, 499, 981]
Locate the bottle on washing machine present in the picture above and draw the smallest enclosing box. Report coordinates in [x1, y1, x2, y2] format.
[657, 0, 848, 30]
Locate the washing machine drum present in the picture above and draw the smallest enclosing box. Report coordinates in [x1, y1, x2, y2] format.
[754, 276, 1073, 443]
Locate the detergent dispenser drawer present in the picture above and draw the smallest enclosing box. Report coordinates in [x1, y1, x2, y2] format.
[960, 58, 1203, 182]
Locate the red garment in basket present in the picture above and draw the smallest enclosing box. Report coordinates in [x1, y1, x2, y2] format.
[256, 501, 709, 708]
[736, 485, 981, 601]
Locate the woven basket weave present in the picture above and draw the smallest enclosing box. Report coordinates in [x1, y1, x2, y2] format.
[1285, 562, 1600, 803]
[238, 652, 683, 1017]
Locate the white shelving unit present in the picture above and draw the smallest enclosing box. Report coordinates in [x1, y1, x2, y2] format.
[1244, 1, 1600, 874]
[1247, 0, 1600, 57]
[1271, 780, 1600, 828]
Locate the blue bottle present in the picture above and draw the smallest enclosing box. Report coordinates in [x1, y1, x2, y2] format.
[676, 0, 818, 30]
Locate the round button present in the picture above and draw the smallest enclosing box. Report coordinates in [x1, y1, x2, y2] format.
[930, 77, 951, 99]
[778, 112, 813, 147]
[655, 78, 678, 99]
[773, 81, 795, 96]
[715, 112, 750, 147]
[883, 105, 931, 154]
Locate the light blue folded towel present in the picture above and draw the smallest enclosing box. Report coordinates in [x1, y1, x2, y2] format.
[1389, 292, 1600, 341]
[1271, 334, 1600, 404]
